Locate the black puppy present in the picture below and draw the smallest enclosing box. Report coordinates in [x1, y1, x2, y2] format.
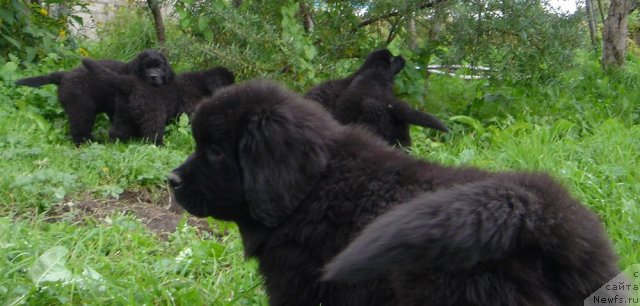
[81, 58, 234, 145]
[305, 49, 448, 146]
[169, 80, 621, 306]
[15, 50, 174, 144]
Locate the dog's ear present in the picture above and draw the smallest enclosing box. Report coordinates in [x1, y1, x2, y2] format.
[238, 105, 330, 227]
[391, 55, 405, 76]
[130, 53, 146, 78]
[162, 61, 175, 84]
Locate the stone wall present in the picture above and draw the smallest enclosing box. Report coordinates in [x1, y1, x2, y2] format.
[70, 0, 131, 39]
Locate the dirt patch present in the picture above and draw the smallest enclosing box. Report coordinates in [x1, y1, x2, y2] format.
[47, 188, 212, 239]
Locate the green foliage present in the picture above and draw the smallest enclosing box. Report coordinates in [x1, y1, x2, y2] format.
[410, 118, 640, 268]
[9, 54, 71, 119]
[441, 0, 584, 83]
[281, 1, 318, 82]
[309, 1, 375, 57]
[153, 1, 399, 87]
[89, 5, 159, 61]
[0, 0, 86, 64]
[0, 216, 267, 305]
[171, 0, 287, 80]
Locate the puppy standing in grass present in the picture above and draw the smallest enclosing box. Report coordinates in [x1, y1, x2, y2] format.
[15, 50, 174, 145]
[305, 49, 449, 147]
[169, 80, 622, 305]
[81, 58, 234, 145]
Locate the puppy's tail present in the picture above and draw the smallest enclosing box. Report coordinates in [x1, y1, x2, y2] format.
[392, 99, 449, 133]
[15, 72, 65, 87]
[81, 58, 133, 93]
[323, 178, 537, 282]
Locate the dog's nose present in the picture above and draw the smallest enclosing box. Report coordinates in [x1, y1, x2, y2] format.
[167, 172, 183, 190]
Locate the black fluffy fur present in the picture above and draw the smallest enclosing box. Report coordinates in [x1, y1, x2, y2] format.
[81, 58, 234, 145]
[169, 80, 621, 306]
[14, 50, 174, 145]
[305, 49, 449, 146]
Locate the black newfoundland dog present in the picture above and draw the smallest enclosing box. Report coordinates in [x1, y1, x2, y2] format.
[81, 58, 234, 145]
[305, 49, 449, 146]
[15, 50, 174, 145]
[169, 80, 621, 306]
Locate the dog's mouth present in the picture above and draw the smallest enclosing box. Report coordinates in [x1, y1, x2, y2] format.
[167, 172, 201, 216]
[149, 77, 163, 86]
[146, 68, 165, 86]
[167, 172, 183, 190]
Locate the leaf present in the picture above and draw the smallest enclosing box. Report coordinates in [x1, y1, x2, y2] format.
[459, 149, 475, 163]
[0, 9, 16, 25]
[70, 15, 84, 27]
[180, 17, 192, 29]
[178, 113, 190, 128]
[75, 266, 105, 290]
[175, 247, 193, 263]
[203, 28, 214, 42]
[449, 115, 485, 135]
[28, 246, 73, 286]
[25, 47, 37, 64]
[24, 111, 52, 132]
[53, 187, 66, 201]
[1, 33, 22, 49]
[280, 2, 298, 17]
[551, 119, 574, 137]
[0, 61, 17, 80]
[303, 45, 316, 60]
[197, 16, 208, 33]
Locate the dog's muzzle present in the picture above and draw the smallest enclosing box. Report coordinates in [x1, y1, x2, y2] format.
[167, 171, 183, 190]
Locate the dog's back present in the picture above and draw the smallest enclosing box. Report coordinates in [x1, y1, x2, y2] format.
[324, 172, 622, 305]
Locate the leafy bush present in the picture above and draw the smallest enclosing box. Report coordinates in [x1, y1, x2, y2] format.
[89, 5, 159, 61]
[440, 0, 584, 83]
[0, 0, 87, 64]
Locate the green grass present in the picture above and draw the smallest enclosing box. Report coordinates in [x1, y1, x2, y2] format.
[1, 53, 639, 305]
[0, 216, 266, 305]
[411, 118, 640, 268]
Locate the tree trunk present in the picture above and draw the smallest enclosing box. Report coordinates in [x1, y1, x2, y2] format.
[146, 0, 166, 48]
[596, 0, 606, 24]
[407, 16, 418, 50]
[423, 12, 446, 94]
[586, 0, 598, 49]
[299, 1, 314, 33]
[601, 0, 632, 70]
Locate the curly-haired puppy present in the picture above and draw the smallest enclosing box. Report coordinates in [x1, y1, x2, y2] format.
[81, 58, 234, 145]
[305, 49, 448, 146]
[15, 50, 174, 145]
[168, 80, 621, 306]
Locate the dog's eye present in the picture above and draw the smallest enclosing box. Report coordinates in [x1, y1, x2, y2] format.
[206, 145, 224, 162]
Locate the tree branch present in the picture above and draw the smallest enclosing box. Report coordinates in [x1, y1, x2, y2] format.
[299, 1, 315, 33]
[596, 0, 606, 25]
[385, 17, 403, 45]
[630, 0, 639, 13]
[358, 0, 447, 28]
[146, 0, 166, 48]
